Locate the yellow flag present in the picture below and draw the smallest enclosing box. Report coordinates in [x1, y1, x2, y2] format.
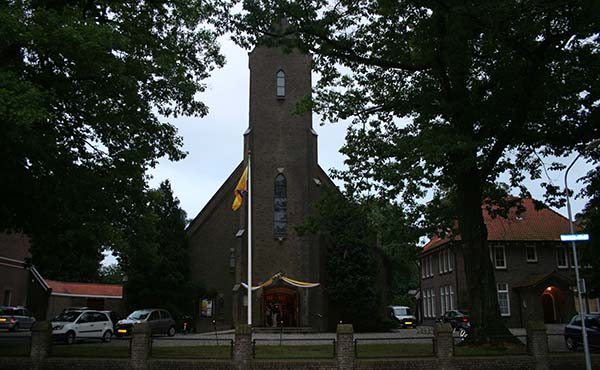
[232, 166, 248, 211]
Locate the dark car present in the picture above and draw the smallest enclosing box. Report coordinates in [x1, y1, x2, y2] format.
[102, 310, 122, 330]
[115, 309, 176, 337]
[0, 306, 36, 332]
[438, 309, 471, 337]
[564, 314, 600, 351]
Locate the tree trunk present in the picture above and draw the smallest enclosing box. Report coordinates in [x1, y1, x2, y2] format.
[456, 167, 512, 341]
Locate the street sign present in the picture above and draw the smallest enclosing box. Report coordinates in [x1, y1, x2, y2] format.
[561, 234, 590, 242]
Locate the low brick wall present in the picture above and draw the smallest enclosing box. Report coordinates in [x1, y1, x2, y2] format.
[2, 321, 599, 370]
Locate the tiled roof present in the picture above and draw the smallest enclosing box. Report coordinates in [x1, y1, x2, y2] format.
[423, 198, 576, 252]
[46, 280, 123, 298]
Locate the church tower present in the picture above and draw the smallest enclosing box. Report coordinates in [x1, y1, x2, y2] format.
[242, 46, 323, 328]
[187, 44, 333, 331]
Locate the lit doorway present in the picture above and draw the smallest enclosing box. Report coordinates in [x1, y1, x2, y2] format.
[262, 287, 298, 327]
[542, 286, 559, 323]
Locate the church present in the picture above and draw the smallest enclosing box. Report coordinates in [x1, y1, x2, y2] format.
[186, 44, 336, 331]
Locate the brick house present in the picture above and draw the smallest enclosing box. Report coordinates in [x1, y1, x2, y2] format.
[418, 198, 594, 327]
[186, 45, 337, 331]
[0, 231, 125, 320]
[0, 233, 32, 308]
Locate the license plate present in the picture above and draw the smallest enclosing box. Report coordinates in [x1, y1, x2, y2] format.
[117, 329, 127, 334]
[0, 318, 6, 322]
[405, 321, 413, 325]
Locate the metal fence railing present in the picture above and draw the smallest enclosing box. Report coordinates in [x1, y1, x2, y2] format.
[0, 334, 31, 357]
[453, 335, 528, 357]
[252, 338, 336, 359]
[150, 337, 233, 359]
[50, 336, 131, 358]
[354, 337, 435, 359]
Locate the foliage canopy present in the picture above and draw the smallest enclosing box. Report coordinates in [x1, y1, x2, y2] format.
[0, 0, 227, 280]
[232, 0, 600, 337]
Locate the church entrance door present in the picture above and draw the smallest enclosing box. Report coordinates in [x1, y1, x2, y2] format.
[262, 287, 298, 327]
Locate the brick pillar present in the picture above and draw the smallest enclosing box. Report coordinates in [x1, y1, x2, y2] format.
[130, 322, 151, 370]
[234, 324, 252, 370]
[434, 322, 454, 359]
[336, 324, 354, 370]
[527, 321, 549, 370]
[30, 321, 52, 364]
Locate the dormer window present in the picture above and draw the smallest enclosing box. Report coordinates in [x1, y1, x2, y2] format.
[276, 70, 285, 98]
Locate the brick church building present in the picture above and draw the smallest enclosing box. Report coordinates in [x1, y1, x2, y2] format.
[187, 45, 335, 331]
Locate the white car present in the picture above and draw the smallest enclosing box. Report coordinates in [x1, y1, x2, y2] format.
[51, 310, 113, 344]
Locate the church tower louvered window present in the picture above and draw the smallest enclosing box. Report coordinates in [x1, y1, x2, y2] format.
[276, 70, 285, 98]
[274, 174, 287, 239]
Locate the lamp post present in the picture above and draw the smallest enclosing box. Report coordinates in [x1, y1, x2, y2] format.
[564, 139, 599, 370]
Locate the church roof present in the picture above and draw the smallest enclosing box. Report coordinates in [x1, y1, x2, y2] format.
[423, 198, 575, 252]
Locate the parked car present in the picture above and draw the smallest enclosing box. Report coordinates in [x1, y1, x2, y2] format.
[115, 309, 176, 337]
[0, 306, 36, 332]
[438, 309, 471, 338]
[51, 309, 113, 344]
[564, 314, 600, 351]
[386, 306, 417, 328]
[102, 310, 122, 330]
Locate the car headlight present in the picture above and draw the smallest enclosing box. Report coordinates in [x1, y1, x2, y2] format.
[52, 324, 64, 330]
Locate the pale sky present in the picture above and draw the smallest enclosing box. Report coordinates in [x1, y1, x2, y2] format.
[103, 38, 593, 266]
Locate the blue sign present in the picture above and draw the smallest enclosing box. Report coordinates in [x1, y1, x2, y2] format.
[560, 234, 590, 242]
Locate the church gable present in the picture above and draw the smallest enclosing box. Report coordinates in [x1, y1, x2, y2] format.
[186, 161, 244, 238]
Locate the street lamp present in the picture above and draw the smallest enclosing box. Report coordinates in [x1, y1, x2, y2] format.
[564, 139, 599, 370]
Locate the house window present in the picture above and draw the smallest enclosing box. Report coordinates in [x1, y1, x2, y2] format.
[431, 290, 436, 317]
[423, 255, 434, 278]
[497, 283, 510, 316]
[526, 245, 537, 262]
[276, 70, 285, 97]
[423, 290, 429, 318]
[429, 256, 434, 277]
[448, 250, 453, 271]
[439, 249, 449, 273]
[3, 289, 12, 306]
[274, 174, 287, 239]
[557, 246, 568, 268]
[492, 246, 506, 269]
[440, 287, 445, 314]
[449, 286, 455, 310]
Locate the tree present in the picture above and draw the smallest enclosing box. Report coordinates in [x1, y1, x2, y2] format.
[298, 188, 380, 330]
[578, 157, 600, 299]
[0, 0, 227, 279]
[232, 1, 600, 338]
[121, 181, 200, 318]
[99, 263, 124, 285]
[299, 187, 419, 330]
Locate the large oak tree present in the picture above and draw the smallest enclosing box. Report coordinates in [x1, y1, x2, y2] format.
[0, 0, 227, 280]
[232, 1, 600, 338]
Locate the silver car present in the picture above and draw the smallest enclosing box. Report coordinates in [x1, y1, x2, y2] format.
[115, 309, 176, 337]
[0, 306, 36, 332]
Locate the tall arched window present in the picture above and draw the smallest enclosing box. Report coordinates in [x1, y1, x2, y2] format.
[276, 70, 285, 98]
[274, 174, 287, 239]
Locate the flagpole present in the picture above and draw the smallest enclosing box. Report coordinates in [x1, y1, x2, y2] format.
[247, 152, 252, 326]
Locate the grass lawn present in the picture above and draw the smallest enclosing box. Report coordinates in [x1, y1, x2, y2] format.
[0, 344, 30, 357]
[254, 344, 335, 359]
[151, 345, 232, 359]
[51, 343, 130, 358]
[356, 343, 434, 358]
[454, 341, 528, 356]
